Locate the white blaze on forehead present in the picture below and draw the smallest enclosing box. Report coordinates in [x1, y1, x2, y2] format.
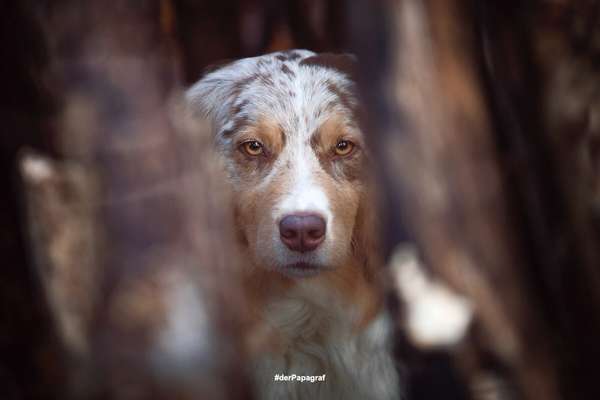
[270, 64, 343, 224]
[278, 170, 331, 218]
[275, 131, 333, 225]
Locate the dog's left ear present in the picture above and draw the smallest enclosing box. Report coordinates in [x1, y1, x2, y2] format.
[299, 53, 358, 81]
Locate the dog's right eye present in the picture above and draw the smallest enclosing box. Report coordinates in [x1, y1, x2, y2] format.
[241, 140, 264, 156]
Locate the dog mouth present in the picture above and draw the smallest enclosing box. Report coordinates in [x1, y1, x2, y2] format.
[278, 262, 323, 278]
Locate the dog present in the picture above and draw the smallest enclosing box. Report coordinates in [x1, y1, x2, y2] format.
[186, 49, 400, 400]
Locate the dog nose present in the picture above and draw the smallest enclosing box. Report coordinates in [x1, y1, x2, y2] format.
[279, 213, 326, 252]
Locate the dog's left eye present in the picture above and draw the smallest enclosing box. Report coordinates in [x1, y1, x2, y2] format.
[241, 140, 264, 156]
[334, 140, 355, 156]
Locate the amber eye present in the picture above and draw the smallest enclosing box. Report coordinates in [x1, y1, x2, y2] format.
[241, 140, 264, 156]
[334, 140, 355, 156]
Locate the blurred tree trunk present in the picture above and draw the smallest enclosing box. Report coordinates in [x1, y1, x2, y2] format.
[20, 1, 250, 398]
[350, 0, 600, 399]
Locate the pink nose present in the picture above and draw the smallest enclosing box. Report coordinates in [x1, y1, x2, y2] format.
[279, 213, 326, 253]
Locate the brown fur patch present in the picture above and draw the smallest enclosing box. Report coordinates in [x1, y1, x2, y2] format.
[321, 256, 383, 331]
[230, 117, 284, 173]
[310, 116, 365, 182]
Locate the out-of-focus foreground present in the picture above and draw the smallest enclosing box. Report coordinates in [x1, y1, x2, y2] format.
[1, 0, 599, 399]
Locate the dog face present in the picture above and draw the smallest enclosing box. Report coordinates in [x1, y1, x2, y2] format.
[187, 50, 368, 278]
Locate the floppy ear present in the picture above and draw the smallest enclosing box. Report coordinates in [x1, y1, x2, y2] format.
[187, 57, 266, 131]
[299, 53, 358, 81]
[185, 60, 238, 124]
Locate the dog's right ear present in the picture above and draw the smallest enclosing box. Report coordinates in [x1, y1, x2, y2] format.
[186, 57, 265, 140]
[185, 60, 239, 124]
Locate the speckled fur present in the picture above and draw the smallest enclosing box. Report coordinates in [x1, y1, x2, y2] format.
[186, 50, 400, 400]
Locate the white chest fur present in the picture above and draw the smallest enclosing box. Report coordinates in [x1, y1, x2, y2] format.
[250, 287, 401, 400]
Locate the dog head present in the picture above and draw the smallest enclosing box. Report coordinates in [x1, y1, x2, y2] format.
[187, 50, 372, 279]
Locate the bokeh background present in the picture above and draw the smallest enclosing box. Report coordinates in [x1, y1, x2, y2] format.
[1, 1, 599, 399]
